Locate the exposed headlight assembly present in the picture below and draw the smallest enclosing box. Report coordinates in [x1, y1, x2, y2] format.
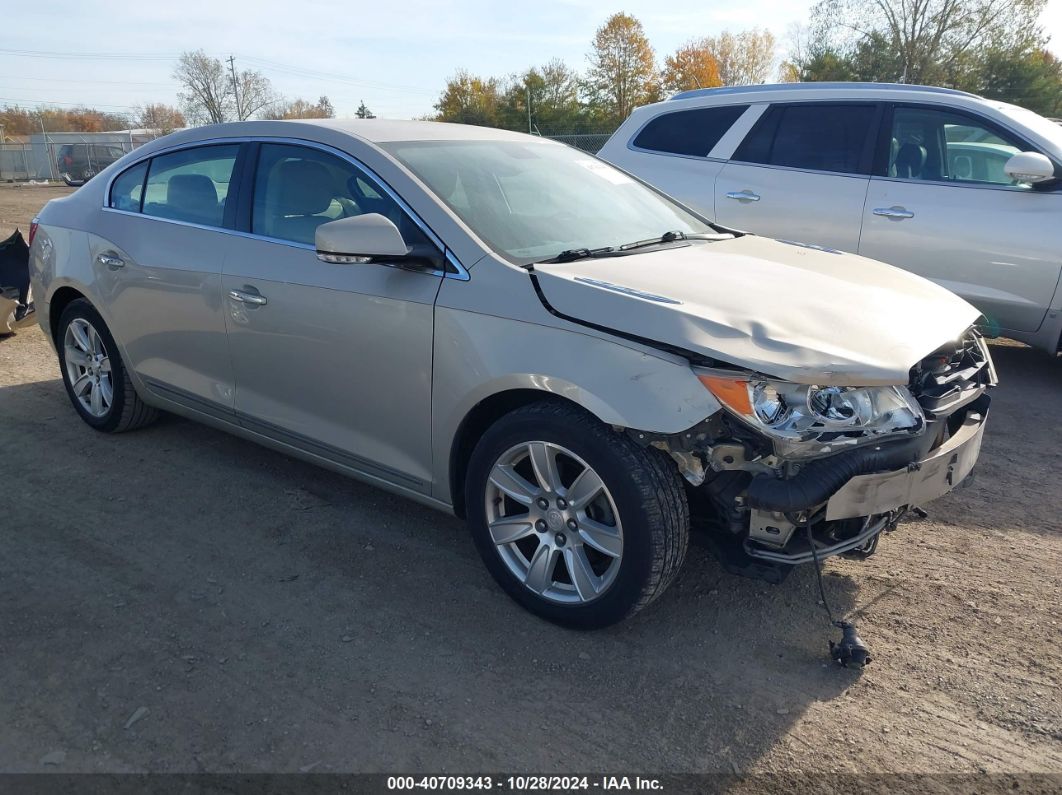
[698, 373, 925, 458]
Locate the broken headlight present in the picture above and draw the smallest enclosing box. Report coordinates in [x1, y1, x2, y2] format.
[698, 373, 925, 458]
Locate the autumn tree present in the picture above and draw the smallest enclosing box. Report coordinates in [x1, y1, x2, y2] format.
[499, 59, 584, 132]
[355, 100, 376, 119]
[174, 50, 275, 123]
[0, 105, 129, 135]
[434, 70, 503, 126]
[585, 13, 659, 125]
[700, 29, 777, 85]
[136, 103, 185, 134]
[266, 96, 335, 119]
[174, 50, 230, 123]
[661, 40, 723, 93]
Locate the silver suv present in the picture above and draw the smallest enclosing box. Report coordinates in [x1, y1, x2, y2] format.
[30, 120, 994, 628]
[600, 83, 1062, 354]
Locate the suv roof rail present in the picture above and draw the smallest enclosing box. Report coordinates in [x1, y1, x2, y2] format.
[668, 82, 982, 102]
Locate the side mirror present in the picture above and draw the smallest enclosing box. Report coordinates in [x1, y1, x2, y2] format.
[315, 213, 409, 263]
[1003, 151, 1057, 186]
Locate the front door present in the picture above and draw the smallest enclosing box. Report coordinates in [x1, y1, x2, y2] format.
[222, 142, 442, 494]
[714, 102, 880, 253]
[859, 104, 1062, 334]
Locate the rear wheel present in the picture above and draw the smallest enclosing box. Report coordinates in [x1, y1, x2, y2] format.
[57, 299, 157, 433]
[465, 400, 689, 629]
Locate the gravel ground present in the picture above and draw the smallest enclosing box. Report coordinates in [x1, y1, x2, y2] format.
[0, 184, 1059, 786]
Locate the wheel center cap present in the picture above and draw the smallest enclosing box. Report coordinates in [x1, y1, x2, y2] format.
[546, 508, 564, 529]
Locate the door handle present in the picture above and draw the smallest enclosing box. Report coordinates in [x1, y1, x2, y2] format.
[725, 190, 760, 202]
[228, 288, 268, 306]
[96, 252, 125, 270]
[873, 206, 915, 220]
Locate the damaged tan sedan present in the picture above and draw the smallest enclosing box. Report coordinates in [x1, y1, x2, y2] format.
[29, 120, 995, 629]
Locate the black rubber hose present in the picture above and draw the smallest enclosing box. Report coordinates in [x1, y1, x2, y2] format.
[745, 436, 923, 513]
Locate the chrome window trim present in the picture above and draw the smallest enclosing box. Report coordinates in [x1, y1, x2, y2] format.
[868, 175, 1044, 192]
[101, 134, 471, 281]
[717, 160, 873, 181]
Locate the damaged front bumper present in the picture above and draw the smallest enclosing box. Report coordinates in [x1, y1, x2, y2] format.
[743, 394, 989, 565]
[637, 331, 995, 575]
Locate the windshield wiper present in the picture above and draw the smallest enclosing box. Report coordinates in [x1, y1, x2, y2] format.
[618, 230, 730, 251]
[543, 246, 616, 263]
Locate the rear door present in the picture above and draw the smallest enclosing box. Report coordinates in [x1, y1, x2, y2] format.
[95, 142, 243, 416]
[221, 141, 442, 494]
[714, 102, 881, 252]
[859, 103, 1062, 334]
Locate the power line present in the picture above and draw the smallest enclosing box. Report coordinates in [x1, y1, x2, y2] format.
[0, 96, 140, 110]
[0, 48, 177, 61]
[236, 55, 440, 96]
[0, 75, 174, 87]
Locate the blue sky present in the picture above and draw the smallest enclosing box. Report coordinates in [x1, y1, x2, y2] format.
[3, 0, 1061, 120]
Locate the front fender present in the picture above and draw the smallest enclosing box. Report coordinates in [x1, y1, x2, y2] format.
[430, 306, 721, 504]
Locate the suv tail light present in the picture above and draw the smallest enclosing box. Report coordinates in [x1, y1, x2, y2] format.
[29, 219, 39, 248]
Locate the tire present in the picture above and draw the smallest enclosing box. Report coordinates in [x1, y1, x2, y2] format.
[56, 299, 157, 433]
[465, 400, 689, 629]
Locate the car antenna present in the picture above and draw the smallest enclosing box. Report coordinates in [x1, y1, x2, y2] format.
[800, 520, 871, 668]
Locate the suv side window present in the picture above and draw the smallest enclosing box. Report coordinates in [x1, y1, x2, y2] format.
[632, 105, 749, 157]
[733, 103, 877, 175]
[888, 106, 1026, 186]
[142, 144, 240, 228]
[108, 161, 149, 212]
[252, 143, 430, 247]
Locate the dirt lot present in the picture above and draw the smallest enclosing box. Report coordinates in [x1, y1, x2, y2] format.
[1, 184, 1060, 786]
[0, 183, 73, 238]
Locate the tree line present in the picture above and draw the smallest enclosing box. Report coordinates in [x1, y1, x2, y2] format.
[434, 1, 1059, 134]
[432, 17, 776, 133]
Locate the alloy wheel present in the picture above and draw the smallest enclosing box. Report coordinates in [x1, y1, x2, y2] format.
[484, 441, 623, 604]
[64, 317, 113, 418]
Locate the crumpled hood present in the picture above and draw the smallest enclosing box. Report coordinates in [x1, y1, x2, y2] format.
[534, 235, 981, 386]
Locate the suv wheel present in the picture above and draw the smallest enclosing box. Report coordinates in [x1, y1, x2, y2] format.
[465, 400, 688, 628]
[57, 299, 157, 432]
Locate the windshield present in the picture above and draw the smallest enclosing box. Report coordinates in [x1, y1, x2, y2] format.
[995, 102, 1062, 156]
[383, 139, 715, 265]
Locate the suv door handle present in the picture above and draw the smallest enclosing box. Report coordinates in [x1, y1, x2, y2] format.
[873, 206, 915, 220]
[96, 252, 125, 270]
[725, 190, 760, 202]
[228, 288, 268, 306]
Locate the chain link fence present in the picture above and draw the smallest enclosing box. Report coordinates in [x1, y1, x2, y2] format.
[0, 132, 156, 183]
[541, 133, 613, 154]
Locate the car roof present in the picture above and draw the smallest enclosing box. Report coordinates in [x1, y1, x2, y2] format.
[156, 118, 539, 146]
[668, 82, 982, 102]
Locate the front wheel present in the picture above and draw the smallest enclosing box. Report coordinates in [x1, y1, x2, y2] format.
[465, 401, 689, 629]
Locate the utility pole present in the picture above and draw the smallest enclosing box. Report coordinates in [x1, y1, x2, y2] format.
[38, 112, 57, 181]
[227, 55, 242, 121]
[526, 85, 532, 134]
